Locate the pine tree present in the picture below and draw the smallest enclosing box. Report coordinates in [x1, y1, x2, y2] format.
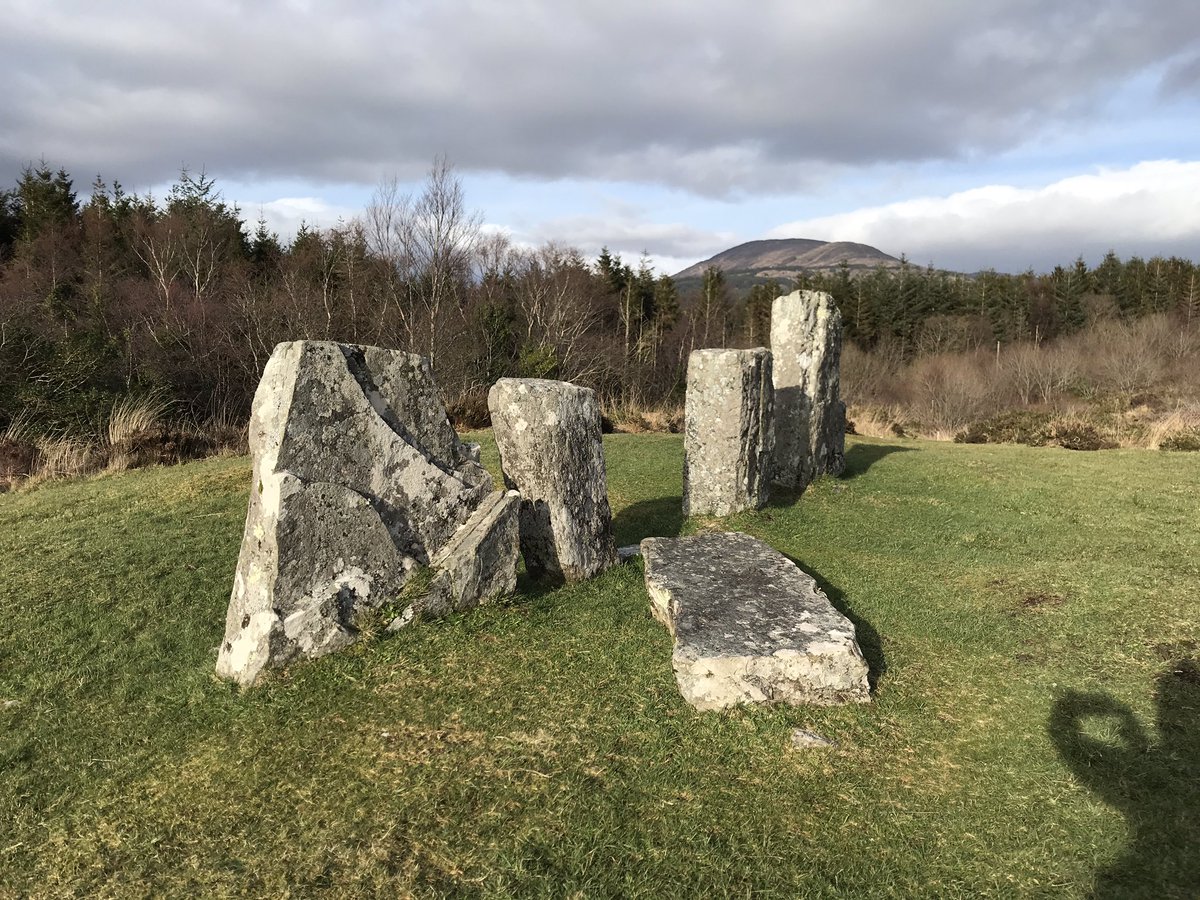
[1052, 260, 1086, 334]
[15, 161, 79, 243]
[697, 266, 729, 349]
[744, 280, 780, 346]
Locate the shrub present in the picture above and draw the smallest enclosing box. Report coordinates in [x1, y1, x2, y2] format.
[954, 410, 1053, 446]
[107, 425, 218, 471]
[446, 391, 491, 430]
[1161, 431, 1200, 451]
[1049, 422, 1112, 451]
[0, 437, 37, 485]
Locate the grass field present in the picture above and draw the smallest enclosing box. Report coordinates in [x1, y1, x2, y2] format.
[1, 434, 1197, 898]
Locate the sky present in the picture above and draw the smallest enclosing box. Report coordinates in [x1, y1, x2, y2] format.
[3, 0, 1200, 275]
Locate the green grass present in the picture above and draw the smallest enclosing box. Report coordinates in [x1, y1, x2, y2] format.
[1, 435, 1197, 898]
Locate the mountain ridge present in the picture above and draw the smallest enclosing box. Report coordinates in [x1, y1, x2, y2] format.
[674, 238, 903, 281]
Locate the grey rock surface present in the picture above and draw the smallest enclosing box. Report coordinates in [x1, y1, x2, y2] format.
[617, 544, 642, 563]
[790, 728, 837, 749]
[389, 489, 521, 628]
[770, 290, 846, 491]
[641, 531, 870, 711]
[683, 348, 774, 517]
[218, 341, 493, 686]
[488, 378, 617, 581]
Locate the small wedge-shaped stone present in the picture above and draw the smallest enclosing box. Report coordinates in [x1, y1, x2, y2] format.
[218, 341, 493, 686]
[488, 378, 616, 581]
[641, 531, 870, 711]
[390, 489, 521, 628]
[683, 348, 774, 517]
[771, 290, 846, 491]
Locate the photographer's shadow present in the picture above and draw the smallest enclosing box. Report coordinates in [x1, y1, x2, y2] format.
[1049, 660, 1200, 898]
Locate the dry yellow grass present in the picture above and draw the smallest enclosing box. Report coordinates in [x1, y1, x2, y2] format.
[106, 392, 173, 448]
[29, 437, 99, 482]
[1142, 406, 1200, 449]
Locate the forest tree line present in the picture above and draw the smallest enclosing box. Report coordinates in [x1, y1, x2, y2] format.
[2, 158, 1198, 435]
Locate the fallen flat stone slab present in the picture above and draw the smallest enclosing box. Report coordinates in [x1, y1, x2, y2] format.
[388, 489, 521, 628]
[641, 531, 870, 711]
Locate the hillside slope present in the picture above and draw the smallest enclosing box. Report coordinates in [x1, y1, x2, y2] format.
[675, 237, 902, 282]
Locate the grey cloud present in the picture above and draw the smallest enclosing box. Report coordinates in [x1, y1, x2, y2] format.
[2, 0, 1198, 194]
[518, 211, 735, 265]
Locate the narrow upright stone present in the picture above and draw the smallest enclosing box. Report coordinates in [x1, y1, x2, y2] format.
[683, 348, 774, 517]
[488, 378, 617, 581]
[771, 289, 846, 492]
[218, 341, 493, 686]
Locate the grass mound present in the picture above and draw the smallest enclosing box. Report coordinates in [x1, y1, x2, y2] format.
[1, 434, 1197, 897]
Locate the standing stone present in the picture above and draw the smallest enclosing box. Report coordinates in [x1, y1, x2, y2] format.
[771, 289, 846, 492]
[488, 378, 617, 581]
[641, 531, 870, 711]
[217, 341, 495, 686]
[683, 348, 774, 517]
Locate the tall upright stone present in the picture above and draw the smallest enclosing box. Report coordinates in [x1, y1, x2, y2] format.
[683, 348, 774, 517]
[771, 289, 846, 491]
[217, 341, 497, 686]
[488, 378, 617, 582]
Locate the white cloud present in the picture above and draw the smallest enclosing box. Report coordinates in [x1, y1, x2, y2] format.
[236, 197, 361, 241]
[518, 212, 734, 277]
[767, 160, 1200, 271]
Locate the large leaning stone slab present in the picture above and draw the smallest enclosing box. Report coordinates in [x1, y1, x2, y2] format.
[641, 531, 870, 711]
[683, 348, 774, 517]
[488, 378, 617, 582]
[770, 290, 846, 492]
[218, 341, 493, 686]
[389, 489, 521, 628]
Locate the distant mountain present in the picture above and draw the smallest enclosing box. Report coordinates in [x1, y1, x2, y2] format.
[673, 238, 903, 287]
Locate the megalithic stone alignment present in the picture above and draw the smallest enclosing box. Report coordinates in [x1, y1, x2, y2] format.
[217, 341, 515, 686]
[487, 377, 617, 582]
[770, 289, 847, 492]
[682, 347, 774, 517]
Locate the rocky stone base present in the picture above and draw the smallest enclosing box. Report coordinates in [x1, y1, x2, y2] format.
[641, 531, 870, 711]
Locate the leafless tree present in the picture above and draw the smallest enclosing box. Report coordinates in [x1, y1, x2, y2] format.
[366, 157, 481, 368]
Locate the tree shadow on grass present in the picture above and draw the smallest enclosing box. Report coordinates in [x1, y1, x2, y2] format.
[782, 552, 886, 692]
[1049, 658, 1200, 898]
[610, 495, 685, 548]
[840, 442, 915, 480]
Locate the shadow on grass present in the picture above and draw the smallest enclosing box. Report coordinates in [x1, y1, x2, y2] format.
[765, 442, 917, 508]
[611, 495, 685, 547]
[1049, 658, 1200, 898]
[782, 552, 887, 692]
[840, 442, 915, 480]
